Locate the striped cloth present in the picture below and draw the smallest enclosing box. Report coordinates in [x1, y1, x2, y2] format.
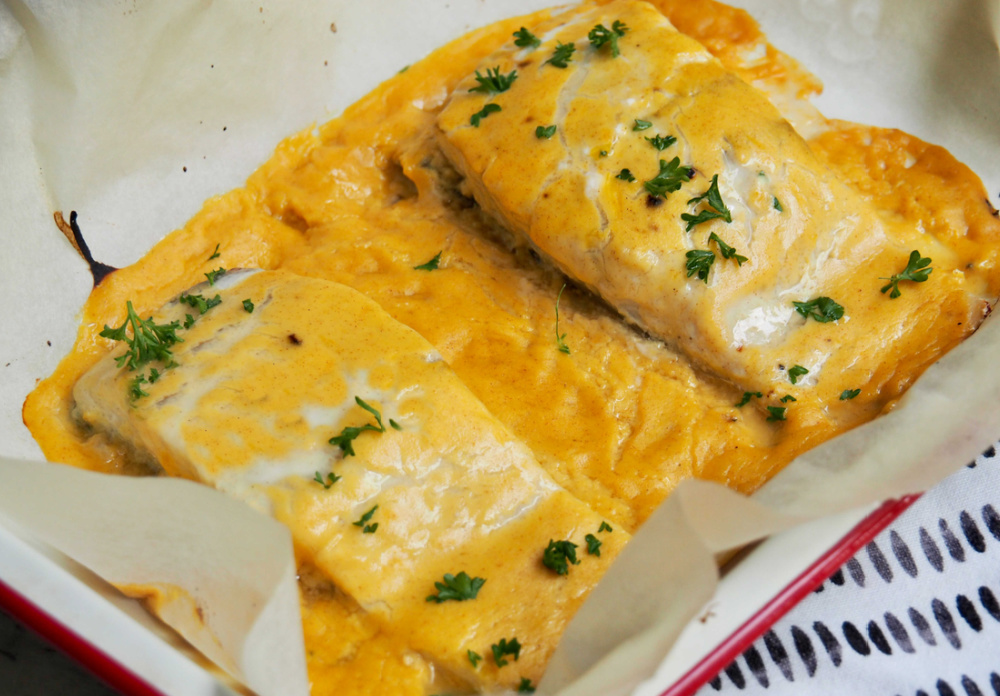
[698, 442, 1000, 696]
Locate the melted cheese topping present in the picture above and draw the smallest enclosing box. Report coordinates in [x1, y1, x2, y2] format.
[22, 1, 1000, 693]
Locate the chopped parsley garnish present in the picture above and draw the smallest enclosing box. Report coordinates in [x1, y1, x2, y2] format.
[766, 406, 787, 422]
[468, 650, 483, 668]
[518, 677, 536, 693]
[544, 41, 576, 68]
[183, 314, 196, 329]
[491, 637, 522, 667]
[148, 368, 161, 383]
[588, 20, 628, 57]
[585, 534, 602, 556]
[685, 249, 715, 283]
[542, 539, 580, 575]
[352, 504, 378, 533]
[780, 394, 797, 403]
[616, 168, 636, 182]
[426, 572, 486, 603]
[208, 243, 221, 260]
[242, 299, 254, 313]
[880, 250, 933, 299]
[178, 293, 222, 315]
[644, 157, 692, 198]
[397, 65, 409, 74]
[840, 388, 861, 400]
[788, 365, 809, 385]
[599, 149, 608, 157]
[313, 471, 341, 489]
[598, 521, 613, 533]
[736, 391, 762, 407]
[632, 118, 652, 131]
[469, 66, 518, 95]
[129, 374, 149, 401]
[205, 267, 226, 285]
[708, 232, 747, 266]
[645, 134, 677, 151]
[535, 124, 557, 139]
[470, 103, 501, 127]
[773, 196, 783, 212]
[414, 252, 442, 271]
[100, 301, 182, 371]
[513, 27, 540, 48]
[681, 174, 732, 231]
[555, 283, 570, 355]
[792, 297, 845, 323]
[329, 396, 397, 457]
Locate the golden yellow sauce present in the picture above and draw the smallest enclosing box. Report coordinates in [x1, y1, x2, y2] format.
[22, 2, 1000, 693]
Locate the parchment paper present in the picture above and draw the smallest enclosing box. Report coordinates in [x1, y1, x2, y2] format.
[0, 1, 998, 695]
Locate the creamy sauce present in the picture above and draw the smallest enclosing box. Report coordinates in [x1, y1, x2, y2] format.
[22, 1, 1000, 693]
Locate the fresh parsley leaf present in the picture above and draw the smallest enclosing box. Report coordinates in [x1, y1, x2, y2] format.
[788, 365, 809, 385]
[735, 391, 763, 407]
[588, 21, 628, 57]
[242, 299, 254, 313]
[128, 374, 149, 401]
[178, 293, 222, 315]
[542, 539, 580, 575]
[793, 297, 845, 323]
[389, 419, 402, 430]
[773, 196, 783, 212]
[555, 283, 570, 355]
[632, 119, 652, 131]
[205, 267, 226, 285]
[682, 174, 732, 231]
[616, 168, 636, 182]
[469, 66, 518, 95]
[468, 650, 483, 668]
[183, 314, 196, 329]
[362, 523, 378, 534]
[397, 65, 410, 74]
[355, 396, 389, 431]
[426, 572, 486, 603]
[535, 124, 557, 139]
[685, 249, 715, 283]
[766, 406, 787, 422]
[329, 396, 393, 456]
[780, 394, 797, 403]
[414, 252, 442, 271]
[470, 103, 501, 127]
[148, 368, 160, 383]
[840, 388, 861, 400]
[644, 157, 692, 198]
[513, 27, 540, 48]
[585, 533, 602, 556]
[100, 301, 182, 371]
[880, 250, 933, 299]
[518, 677, 536, 693]
[352, 505, 378, 529]
[708, 232, 747, 266]
[313, 471, 341, 489]
[645, 134, 677, 151]
[544, 41, 576, 68]
[598, 521, 613, 533]
[208, 243, 221, 260]
[491, 637, 522, 667]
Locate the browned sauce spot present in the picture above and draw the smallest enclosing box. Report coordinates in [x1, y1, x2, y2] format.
[646, 195, 663, 208]
[288, 333, 303, 345]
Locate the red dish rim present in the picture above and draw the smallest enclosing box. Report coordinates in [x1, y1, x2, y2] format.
[660, 493, 922, 696]
[0, 495, 919, 696]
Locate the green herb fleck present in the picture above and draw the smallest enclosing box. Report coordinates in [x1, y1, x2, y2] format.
[128, 374, 149, 401]
[352, 504, 378, 533]
[542, 539, 580, 575]
[644, 157, 692, 198]
[242, 299, 254, 313]
[780, 394, 797, 403]
[470, 103, 502, 127]
[468, 650, 483, 668]
[773, 196, 783, 212]
[513, 27, 540, 48]
[598, 521, 613, 533]
[148, 368, 160, 383]
[205, 267, 226, 285]
[685, 249, 715, 283]
[616, 168, 636, 182]
[585, 534, 602, 556]
[414, 252, 442, 271]
[793, 297, 845, 323]
[788, 365, 809, 385]
[183, 313, 196, 329]
[469, 66, 518, 95]
[599, 149, 608, 157]
[555, 283, 570, 355]
[708, 232, 747, 266]
[518, 677, 536, 693]
[766, 406, 787, 422]
[681, 174, 732, 231]
[313, 471, 341, 489]
[588, 21, 629, 57]
[535, 124, 557, 139]
[735, 391, 762, 407]
[426, 572, 486, 603]
[840, 388, 861, 400]
[397, 65, 410, 74]
[880, 250, 933, 299]
[178, 293, 222, 315]
[329, 396, 394, 456]
[632, 118, 652, 131]
[544, 41, 576, 68]
[645, 134, 677, 151]
[491, 637, 522, 667]
[208, 243, 221, 260]
[100, 301, 182, 371]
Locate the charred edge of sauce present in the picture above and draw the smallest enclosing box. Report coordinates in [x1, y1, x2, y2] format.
[288, 333, 303, 345]
[53, 211, 118, 287]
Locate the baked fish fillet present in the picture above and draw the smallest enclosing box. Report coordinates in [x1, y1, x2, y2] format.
[73, 269, 626, 690]
[437, 0, 991, 412]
